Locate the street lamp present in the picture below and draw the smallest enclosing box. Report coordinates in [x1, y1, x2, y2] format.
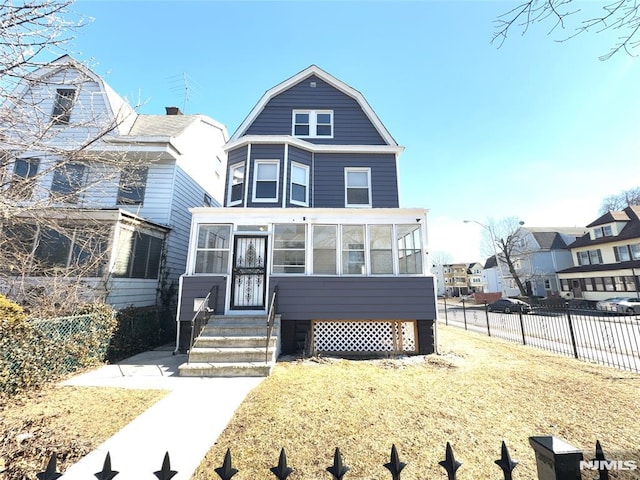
[464, 219, 507, 298]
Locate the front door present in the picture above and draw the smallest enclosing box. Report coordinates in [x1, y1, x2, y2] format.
[231, 236, 267, 310]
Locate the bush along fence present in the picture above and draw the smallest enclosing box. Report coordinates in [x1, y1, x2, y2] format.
[440, 299, 640, 373]
[0, 294, 177, 396]
[34, 437, 634, 480]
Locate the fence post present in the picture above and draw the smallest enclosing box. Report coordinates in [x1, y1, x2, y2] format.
[565, 304, 579, 359]
[518, 311, 526, 346]
[529, 436, 583, 480]
[462, 298, 468, 330]
[485, 303, 491, 337]
[443, 296, 448, 326]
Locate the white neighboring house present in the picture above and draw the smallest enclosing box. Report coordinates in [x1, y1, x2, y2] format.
[0, 55, 228, 308]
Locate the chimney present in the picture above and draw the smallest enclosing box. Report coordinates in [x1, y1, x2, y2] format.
[165, 106, 183, 115]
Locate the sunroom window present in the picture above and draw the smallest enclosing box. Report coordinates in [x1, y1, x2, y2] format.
[313, 225, 337, 274]
[194, 224, 231, 273]
[369, 225, 393, 274]
[397, 225, 422, 274]
[273, 224, 306, 273]
[342, 225, 365, 274]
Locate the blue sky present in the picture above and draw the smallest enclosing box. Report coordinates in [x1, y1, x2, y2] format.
[68, 0, 640, 262]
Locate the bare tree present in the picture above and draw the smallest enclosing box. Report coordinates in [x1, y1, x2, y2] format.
[599, 186, 640, 214]
[0, 1, 150, 316]
[431, 250, 454, 268]
[481, 217, 530, 297]
[493, 1, 640, 60]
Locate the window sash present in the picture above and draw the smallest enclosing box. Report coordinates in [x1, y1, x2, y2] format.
[228, 164, 245, 205]
[313, 225, 337, 274]
[345, 168, 371, 207]
[195, 225, 231, 274]
[117, 166, 148, 205]
[292, 110, 333, 138]
[273, 224, 306, 274]
[51, 163, 86, 203]
[253, 161, 279, 202]
[52, 89, 76, 125]
[290, 163, 309, 205]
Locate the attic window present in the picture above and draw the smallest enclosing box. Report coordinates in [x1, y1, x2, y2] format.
[292, 110, 333, 138]
[594, 225, 613, 238]
[52, 89, 77, 125]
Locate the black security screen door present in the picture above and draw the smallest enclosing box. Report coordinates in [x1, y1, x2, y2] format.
[231, 236, 267, 309]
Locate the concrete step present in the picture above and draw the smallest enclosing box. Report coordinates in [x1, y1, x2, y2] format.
[188, 346, 277, 363]
[194, 335, 277, 348]
[178, 361, 272, 377]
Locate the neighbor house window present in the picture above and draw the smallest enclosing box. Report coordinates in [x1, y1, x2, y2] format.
[342, 225, 365, 274]
[273, 224, 306, 273]
[292, 110, 333, 138]
[577, 249, 603, 266]
[290, 163, 309, 206]
[117, 166, 148, 205]
[312, 225, 336, 274]
[397, 225, 422, 274]
[194, 224, 231, 274]
[252, 160, 279, 202]
[632, 244, 640, 260]
[369, 225, 393, 274]
[52, 89, 76, 125]
[345, 168, 371, 207]
[51, 162, 86, 203]
[12, 157, 40, 199]
[113, 228, 163, 279]
[228, 164, 245, 205]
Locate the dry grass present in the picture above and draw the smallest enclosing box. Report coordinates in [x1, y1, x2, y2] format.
[0, 386, 168, 479]
[194, 325, 640, 480]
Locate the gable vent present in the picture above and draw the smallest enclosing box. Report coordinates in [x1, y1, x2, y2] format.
[310, 81, 316, 88]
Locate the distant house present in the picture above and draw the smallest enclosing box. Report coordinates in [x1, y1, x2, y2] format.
[483, 227, 586, 297]
[558, 206, 640, 301]
[177, 65, 436, 373]
[467, 262, 484, 293]
[0, 55, 228, 309]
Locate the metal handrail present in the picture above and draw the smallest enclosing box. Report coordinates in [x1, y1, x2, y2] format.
[187, 285, 218, 360]
[265, 286, 278, 363]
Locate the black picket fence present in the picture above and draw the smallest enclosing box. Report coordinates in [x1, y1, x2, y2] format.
[440, 299, 640, 373]
[34, 438, 637, 480]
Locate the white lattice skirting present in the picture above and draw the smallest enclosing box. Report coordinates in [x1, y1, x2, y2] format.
[311, 320, 417, 354]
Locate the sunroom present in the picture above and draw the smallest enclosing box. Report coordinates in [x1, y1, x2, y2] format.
[177, 208, 437, 356]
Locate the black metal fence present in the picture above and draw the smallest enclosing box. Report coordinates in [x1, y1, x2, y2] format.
[34, 438, 638, 479]
[440, 299, 640, 373]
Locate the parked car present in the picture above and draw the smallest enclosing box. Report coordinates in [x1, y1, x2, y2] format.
[487, 298, 531, 314]
[616, 298, 640, 315]
[595, 297, 627, 313]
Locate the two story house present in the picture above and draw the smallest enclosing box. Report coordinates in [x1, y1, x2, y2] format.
[558, 206, 640, 301]
[0, 55, 228, 310]
[177, 66, 437, 374]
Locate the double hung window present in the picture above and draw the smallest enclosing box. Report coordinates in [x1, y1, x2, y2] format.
[52, 89, 76, 125]
[253, 160, 279, 202]
[273, 224, 306, 273]
[292, 110, 333, 138]
[194, 225, 231, 274]
[290, 163, 309, 206]
[117, 166, 148, 205]
[51, 162, 86, 203]
[345, 168, 371, 207]
[228, 164, 245, 205]
[12, 157, 39, 199]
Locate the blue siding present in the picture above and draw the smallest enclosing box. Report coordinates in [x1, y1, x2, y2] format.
[178, 276, 227, 322]
[268, 276, 436, 320]
[313, 153, 399, 208]
[245, 75, 387, 145]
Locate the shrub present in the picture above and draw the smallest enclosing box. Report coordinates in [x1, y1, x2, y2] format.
[0, 296, 117, 397]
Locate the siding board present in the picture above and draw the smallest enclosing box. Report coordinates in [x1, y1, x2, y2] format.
[245, 75, 387, 145]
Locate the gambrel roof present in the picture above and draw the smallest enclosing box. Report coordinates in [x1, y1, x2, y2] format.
[230, 65, 398, 146]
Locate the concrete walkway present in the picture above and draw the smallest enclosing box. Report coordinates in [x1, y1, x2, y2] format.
[59, 346, 264, 480]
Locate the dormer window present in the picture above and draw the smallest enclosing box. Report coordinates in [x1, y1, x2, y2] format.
[292, 110, 333, 138]
[52, 89, 77, 125]
[594, 225, 613, 238]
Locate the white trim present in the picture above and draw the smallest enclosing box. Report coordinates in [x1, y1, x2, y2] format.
[225, 135, 403, 155]
[243, 144, 251, 207]
[282, 144, 289, 208]
[251, 159, 280, 203]
[229, 65, 398, 146]
[344, 167, 372, 208]
[292, 109, 334, 139]
[290, 162, 310, 207]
